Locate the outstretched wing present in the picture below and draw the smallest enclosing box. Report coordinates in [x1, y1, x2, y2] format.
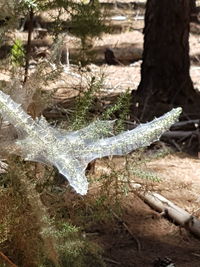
[0, 90, 39, 138]
[0, 89, 182, 196]
[64, 120, 115, 147]
[80, 108, 182, 162]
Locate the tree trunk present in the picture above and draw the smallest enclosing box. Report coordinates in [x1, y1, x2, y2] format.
[190, 0, 198, 21]
[190, 0, 197, 14]
[132, 0, 200, 121]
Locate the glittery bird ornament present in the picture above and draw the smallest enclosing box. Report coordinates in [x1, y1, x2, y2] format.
[0, 90, 182, 194]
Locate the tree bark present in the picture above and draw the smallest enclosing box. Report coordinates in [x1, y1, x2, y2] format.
[23, 8, 34, 84]
[190, 0, 198, 21]
[190, 0, 197, 14]
[132, 0, 200, 121]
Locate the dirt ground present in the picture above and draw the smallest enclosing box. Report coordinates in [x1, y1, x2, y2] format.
[70, 14, 200, 267]
[86, 152, 200, 266]
[1, 2, 200, 267]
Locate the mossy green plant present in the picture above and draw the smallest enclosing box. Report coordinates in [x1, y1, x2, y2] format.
[10, 39, 25, 67]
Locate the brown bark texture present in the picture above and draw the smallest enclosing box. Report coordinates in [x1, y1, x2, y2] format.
[190, 0, 197, 14]
[132, 0, 200, 121]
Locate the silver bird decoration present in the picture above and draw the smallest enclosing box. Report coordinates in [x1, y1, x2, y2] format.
[0, 90, 182, 195]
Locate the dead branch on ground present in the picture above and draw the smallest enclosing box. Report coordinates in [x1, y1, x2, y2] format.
[131, 183, 200, 238]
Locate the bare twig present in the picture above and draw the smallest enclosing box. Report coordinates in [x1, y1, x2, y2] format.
[192, 253, 200, 258]
[171, 139, 182, 152]
[162, 130, 194, 139]
[24, 8, 34, 84]
[104, 257, 121, 265]
[108, 208, 141, 251]
[0, 251, 18, 267]
[171, 119, 200, 131]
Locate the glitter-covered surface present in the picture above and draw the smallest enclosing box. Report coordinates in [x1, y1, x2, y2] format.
[0, 90, 182, 194]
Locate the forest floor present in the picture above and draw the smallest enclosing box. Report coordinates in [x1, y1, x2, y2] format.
[48, 16, 200, 267]
[41, 19, 200, 266]
[90, 152, 200, 266]
[1, 2, 200, 267]
[92, 28, 200, 266]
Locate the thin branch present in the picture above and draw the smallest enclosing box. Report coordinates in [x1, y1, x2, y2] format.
[23, 8, 34, 84]
[107, 208, 141, 251]
[104, 257, 121, 265]
[0, 251, 18, 267]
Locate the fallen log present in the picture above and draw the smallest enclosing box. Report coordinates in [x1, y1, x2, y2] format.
[170, 120, 200, 131]
[161, 130, 194, 140]
[69, 45, 143, 65]
[142, 192, 200, 238]
[131, 183, 200, 238]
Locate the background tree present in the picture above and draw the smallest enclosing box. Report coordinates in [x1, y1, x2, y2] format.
[191, 0, 197, 19]
[132, 0, 200, 121]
